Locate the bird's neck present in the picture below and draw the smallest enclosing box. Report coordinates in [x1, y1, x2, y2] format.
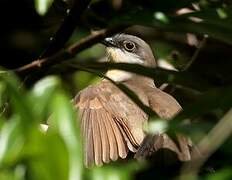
[105, 70, 155, 87]
[105, 70, 133, 82]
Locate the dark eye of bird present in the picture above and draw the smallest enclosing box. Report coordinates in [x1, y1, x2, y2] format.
[123, 41, 136, 52]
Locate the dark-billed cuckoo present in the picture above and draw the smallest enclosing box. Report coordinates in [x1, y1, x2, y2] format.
[74, 34, 191, 167]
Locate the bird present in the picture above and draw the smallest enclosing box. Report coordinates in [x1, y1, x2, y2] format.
[74, 34, 192, 167]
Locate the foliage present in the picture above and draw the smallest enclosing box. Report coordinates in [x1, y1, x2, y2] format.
[0, 73, 140, 180]
[1, 0, 232, 179]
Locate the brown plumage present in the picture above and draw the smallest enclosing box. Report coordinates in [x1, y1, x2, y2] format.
[74, 34, 191, 167]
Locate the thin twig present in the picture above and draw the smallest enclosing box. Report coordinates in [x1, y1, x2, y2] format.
[159, 35, 208, 92]
[182, 35, 208, 72]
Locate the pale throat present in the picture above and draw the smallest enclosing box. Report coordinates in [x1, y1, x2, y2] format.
[105, 48, 144, 82]
[105, 70, 134, 82]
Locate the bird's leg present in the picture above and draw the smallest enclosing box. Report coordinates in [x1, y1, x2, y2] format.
[134, 134, 158, 160]
[134, 133, 193, 162]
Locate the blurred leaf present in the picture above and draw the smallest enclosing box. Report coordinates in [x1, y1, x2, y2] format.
[0, 165, 26, 180]
[206, 167, 232, 180]
[73, 71, 101, 91]
[89, 162, 141, 180]
[216, 8, 228, 19]
[26, 131, 69, 180]
[0, 81, 6, 106]
[49, 90, 83, 180]
[0, 74, 81, 180]
[0, 72, 34, 125]
[78, 44, 105, 60]
[153, 12, 169, 24]
[109, 8, 232, 44]
[0, 117, 24, 167]
[148, 119, 168, 134]
[30, 76, 61, 122]
[35, 0, 54, 16]
[177, 8, 232, 32]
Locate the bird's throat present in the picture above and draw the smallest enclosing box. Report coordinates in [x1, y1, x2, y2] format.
[105, 70, 133, 82]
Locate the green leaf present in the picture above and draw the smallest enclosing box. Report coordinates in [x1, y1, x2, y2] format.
[35, 0, 54, 16]
[0, 165, 26, 180]
[153, 12, 170, 24]
[26, 131, 69, 180]
[0, 72, 34, 125]
[49, 90, 83, 180]
[0, 117, 24, 167]
[109, 8, 232, 44]
[89, 162, 141, 180]
[206, 167, 232, 180]
[30, 76, 61, 123]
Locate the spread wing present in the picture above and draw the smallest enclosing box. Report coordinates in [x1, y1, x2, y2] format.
[74, 80, 148, 167]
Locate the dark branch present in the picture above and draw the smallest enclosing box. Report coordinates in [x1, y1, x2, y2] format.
[15, 25, 127, 77]
[40, 0, 91, 58]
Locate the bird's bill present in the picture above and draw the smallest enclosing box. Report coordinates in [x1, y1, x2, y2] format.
[101, 37, 117, 47]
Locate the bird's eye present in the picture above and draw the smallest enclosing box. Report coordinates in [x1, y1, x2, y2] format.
[123, 41, 136, 52]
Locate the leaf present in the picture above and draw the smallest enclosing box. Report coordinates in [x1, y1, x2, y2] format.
[0, 74, 73, 180]
[0, 165, 26, 180]
[109, 9, 232, 44]
[89, 162, 141, 180]
[26, 131, 69, 180]
[206, 167, 232, 180]
[49, 90, 83, 180]
[35, 0, 54, 16]
[30, 76, 61, 123]
[0, 117, 24, 167]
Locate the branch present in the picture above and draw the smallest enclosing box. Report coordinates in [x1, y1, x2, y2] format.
[15, 26, 126, 76]
[182, 35, 208, 72]
[159, 35, 208, 91]
[40, 0, 91, 58]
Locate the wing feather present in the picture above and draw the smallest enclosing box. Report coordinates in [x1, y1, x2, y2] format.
[114, 119, 137, 152]
[75, 81, 148, 166]
[104, 112, 118, 161]
[91, 110, 103, 166]
[97, 109, 110, 163]
[109, 117, 127, 158]
[86, 110, 94, 167]
[80, 108, 89, 138]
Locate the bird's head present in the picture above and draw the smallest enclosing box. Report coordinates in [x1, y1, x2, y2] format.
[101, 34, 156, 82]
[102, 34, 156, 67]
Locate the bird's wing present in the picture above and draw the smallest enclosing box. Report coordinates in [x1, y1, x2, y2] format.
[146, 87, 182, 119]
[135, 87, 192, 161]
[74, 80, 147, 167]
